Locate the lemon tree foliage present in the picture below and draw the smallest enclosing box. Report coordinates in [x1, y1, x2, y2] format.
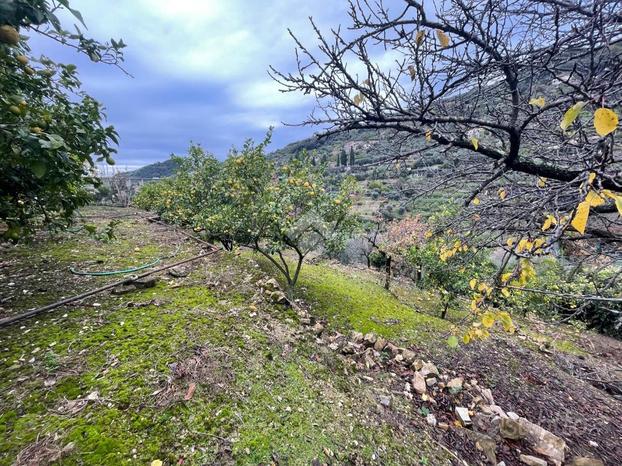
[135, 136, 358, 296]
[0, 0, 124, 240]
[274, 0, 622, 335]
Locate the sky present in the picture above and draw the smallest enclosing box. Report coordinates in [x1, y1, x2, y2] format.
[32, 0, 352, 170]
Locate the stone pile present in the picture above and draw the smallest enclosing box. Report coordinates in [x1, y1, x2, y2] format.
[293, 306, 603, 466]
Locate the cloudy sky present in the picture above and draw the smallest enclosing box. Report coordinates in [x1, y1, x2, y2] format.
[32, 1, 353, 169]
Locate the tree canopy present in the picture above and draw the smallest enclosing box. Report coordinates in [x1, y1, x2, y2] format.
[0, 0, 125, 240]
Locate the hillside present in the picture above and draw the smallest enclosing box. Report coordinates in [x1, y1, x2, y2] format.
[0, 206, 619, 465]
[128, 158, 180, 179]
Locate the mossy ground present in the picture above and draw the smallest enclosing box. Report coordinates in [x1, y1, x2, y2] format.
[0, 208, 453, 465]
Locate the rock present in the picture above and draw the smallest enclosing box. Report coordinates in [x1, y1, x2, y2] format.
[447, 377, 464, 390]
[507, 411, 520, 421]
[489, 405, 508, 418]
[300, 317, 312, 325]
[373, 337, 387, 352]
[571, 457, 604, 466]
[351, 331, 364, 343]
[519, 455, 547, 466]
[311, 323, 325, 336]
[420, 362, 439, 378]
[499, 417, 525, 440]
[401, 349, 416, 364]
[363, 333, 377, 346]
[341, 342, 358, 354]
[426, 377, 437, 387]
[465, 430, 497, 464]
[112, 284, 137, 295]
[263, 278, 281, 291]
[379, 395, 391, 407]
[132, 277, 157, 289]
[426, 413, 437, 427]
[168, 266, 189, 278]
[480, 387, 495, 405]
[455, 406, 472, 426]
[270, 291, 289, 305]
[412, 359, 424, 370]
[385, 342, 400, 356]
[411, 372, 427, 394]
[518, 417, 566, 465]
[437, 422, 450, 431]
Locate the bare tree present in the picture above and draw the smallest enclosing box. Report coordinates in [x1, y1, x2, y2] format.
[272, 0, 622, 304]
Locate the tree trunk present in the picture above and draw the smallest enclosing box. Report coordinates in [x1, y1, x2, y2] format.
[441, 304, 448, 320]
[384, 255, 392, 290]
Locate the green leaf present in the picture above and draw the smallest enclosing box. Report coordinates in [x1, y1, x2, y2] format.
[447, 336, 459, 348]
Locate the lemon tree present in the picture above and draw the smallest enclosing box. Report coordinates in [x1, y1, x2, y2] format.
[0, 0, 125, 240]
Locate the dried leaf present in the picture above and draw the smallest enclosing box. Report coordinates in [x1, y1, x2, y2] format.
[184, 382, 197, 401]
[593, 107, 618, 137]
[585, 190, 605, 207]
[498, 188, 507, 200]
[408, 65, 416, 81]
[470, 136, 479, 150]
[436, 29, 450, 47]
[537, 177, 547, 188]
[529, 96, 545, 108]
[416, 30, 426, 45]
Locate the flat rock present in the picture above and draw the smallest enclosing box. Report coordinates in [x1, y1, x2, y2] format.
[518, 417, 566, 465]
[455, 406, 472, 426]
[132, 277, 157, 289]
[499, 417, 526, 440]
[571, 458, 605, 466]
[519, 455, 547, 466]
[420, 361, 439, 378]
[447, 377, 464, 390]
[168, 266, 190, 278]
[112, 284, 137, 295]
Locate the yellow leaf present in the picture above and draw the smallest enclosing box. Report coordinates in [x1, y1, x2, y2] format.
[463, 333, 471, 344]
[469, 278, 477, 290]
[594, 107, 618, 137]
[506, 238, 515, 248]
[537, 177, 547, 188]
[470, 136, 479, 150]
[501, 272, 512, 283]
[560, 101, 585, 131]
[587, 172, 596, 185]
[501, 287, 510, 298]
[424, 230, 433, 239]
[481, 312, 495, 328]
[542, 214, 556, 231]
[151, 461, 163, 466]
[529, 97, 545, 108]
[533, 238, 546, 249]
[472, 197, 480, 206]
[602, 190, 622, 215]
[497, 311, 514, 332]
[408, 65, 416, 81]
[570, 200, 591, 234]
[436, 29, 450, 47]
[586, 190, 605, 207]
[498, 188, 507, 200]
[425, 130, 432, 142]
[470, 298, 478, 311]
[416, 30, 426, 45]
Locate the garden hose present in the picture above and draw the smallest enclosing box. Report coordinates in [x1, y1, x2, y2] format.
[69, 243, 183, 276]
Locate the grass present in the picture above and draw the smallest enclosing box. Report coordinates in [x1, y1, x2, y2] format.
[292, 261, 452, 345]
[0, 208, 454, 465]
